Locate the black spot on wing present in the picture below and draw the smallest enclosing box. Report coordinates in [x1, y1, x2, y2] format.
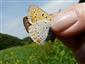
[42, 13, 44, 16]
[45, 16, 47, 19]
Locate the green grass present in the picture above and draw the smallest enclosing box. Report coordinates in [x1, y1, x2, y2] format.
[0, 40, 77, 64]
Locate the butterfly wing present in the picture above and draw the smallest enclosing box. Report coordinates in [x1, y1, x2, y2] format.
[23, 16, 32, 32]
[28, 5, 52, 24]
[24, 5, 52, 45]
[29, 19, 50, 45]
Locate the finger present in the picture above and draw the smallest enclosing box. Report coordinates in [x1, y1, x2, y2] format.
[51, 10, 78, 34]
[50, 13, 58, 20]
[60, 20, 85, 37]
[57, 3, 85, 37]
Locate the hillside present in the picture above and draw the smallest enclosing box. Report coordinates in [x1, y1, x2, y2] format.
[0, 33, 77, 64]
[0, 33, 23, 50]
[0, 33, 34, 50]
[22, 36, 33, 44]
[0, 40, 77, 64]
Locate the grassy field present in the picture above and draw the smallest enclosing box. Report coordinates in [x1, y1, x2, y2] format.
[0, 40, 77, 64]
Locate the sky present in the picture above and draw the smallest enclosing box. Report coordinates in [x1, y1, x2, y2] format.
[0, 0, 79, 39]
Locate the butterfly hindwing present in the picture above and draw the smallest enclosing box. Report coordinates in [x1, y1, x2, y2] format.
[29, 19, 50, 45]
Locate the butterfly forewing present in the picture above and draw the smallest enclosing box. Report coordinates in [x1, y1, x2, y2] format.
[28, 5, 52, 24]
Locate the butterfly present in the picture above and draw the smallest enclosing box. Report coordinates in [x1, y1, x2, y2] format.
[23, 0, 80, 45]
[23, 5, 55, 45]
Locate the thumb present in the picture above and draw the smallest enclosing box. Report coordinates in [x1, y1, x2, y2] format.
[51, 10, 77, 36]
[51, 3, 85, 37]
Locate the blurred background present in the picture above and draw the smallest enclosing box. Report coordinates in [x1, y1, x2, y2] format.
[0, 0, 79, 39]
[0, 0, 80, 64]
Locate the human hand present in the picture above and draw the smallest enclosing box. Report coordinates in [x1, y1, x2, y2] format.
[51, 3, 85, 63]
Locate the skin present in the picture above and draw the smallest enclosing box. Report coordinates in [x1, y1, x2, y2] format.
[51, 3, 85, 64]
[23, 3, 85, 64]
